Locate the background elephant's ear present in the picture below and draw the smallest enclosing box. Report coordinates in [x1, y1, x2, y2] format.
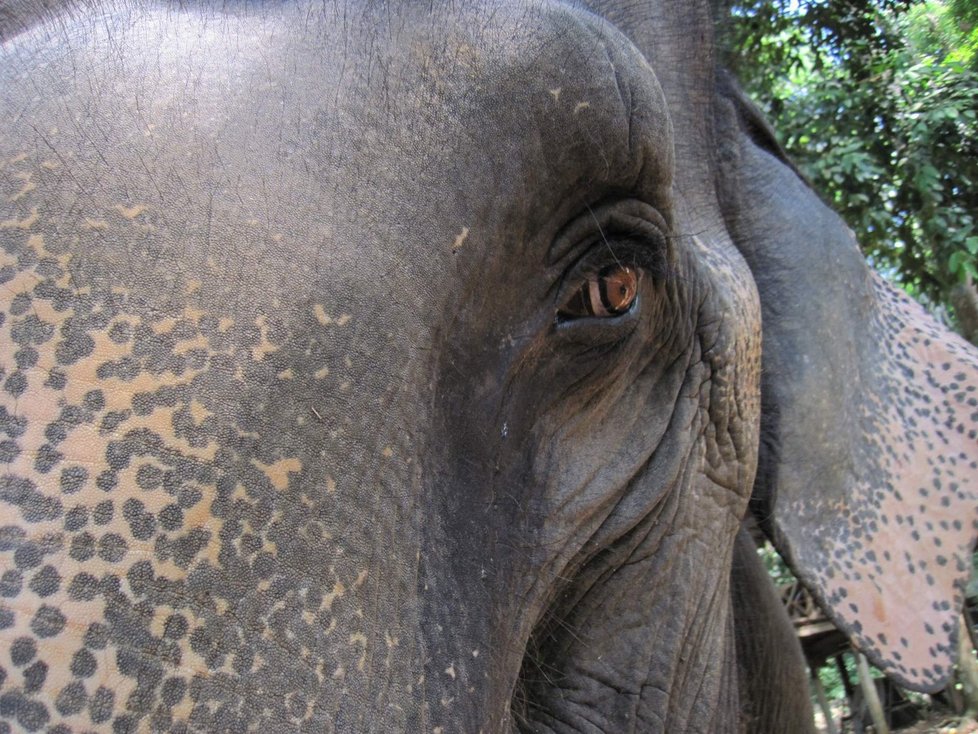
[719, 81, 978, 692]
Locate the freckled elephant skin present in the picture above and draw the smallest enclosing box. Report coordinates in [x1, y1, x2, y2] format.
[0, 2, 975, 733]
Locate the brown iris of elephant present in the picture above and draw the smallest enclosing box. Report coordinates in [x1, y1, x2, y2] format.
[0, 1, 976, 732]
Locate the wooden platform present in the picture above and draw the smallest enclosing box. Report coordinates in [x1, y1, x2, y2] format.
[781, 578, 852, 667]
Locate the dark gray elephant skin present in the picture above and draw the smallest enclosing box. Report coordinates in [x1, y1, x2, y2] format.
[0, 2, 976, 732]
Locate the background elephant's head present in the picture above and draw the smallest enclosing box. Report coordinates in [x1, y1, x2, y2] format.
[0, 1, 976, 732]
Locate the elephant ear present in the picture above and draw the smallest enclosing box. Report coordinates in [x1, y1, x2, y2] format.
[719, 81, 978, 692]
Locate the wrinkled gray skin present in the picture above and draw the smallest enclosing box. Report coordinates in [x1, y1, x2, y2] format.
[1, 2, 977, 733]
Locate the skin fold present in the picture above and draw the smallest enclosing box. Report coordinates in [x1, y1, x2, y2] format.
[0, 2, 975, 732]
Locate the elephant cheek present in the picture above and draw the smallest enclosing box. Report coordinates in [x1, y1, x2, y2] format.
[0, 240, 500, 732]
[507, 276, 762, 730]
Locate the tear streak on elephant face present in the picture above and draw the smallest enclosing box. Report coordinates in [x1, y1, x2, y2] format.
[0, 2, 760, 732]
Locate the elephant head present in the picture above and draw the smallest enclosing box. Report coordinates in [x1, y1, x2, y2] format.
[0, 1, 975, 732]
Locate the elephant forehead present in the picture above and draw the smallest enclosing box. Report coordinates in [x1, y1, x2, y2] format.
[302, 1, 676, 263]
[2, 1, 675, 302]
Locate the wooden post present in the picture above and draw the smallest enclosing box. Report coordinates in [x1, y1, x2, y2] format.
[810, 666, 840, 734]
[835, 654, 855, 702]
[855, 652, 889, 734]
[957, 614, 978, 718]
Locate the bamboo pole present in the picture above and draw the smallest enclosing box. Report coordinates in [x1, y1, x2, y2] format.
[855, 652, 889, 734]
[957, 614, 978, 718]
[810, 666, 840, 734]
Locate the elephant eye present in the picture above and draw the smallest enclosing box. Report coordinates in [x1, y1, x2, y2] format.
[558, 265, 640, 320]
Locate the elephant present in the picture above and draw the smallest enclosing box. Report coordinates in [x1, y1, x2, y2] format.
[1, 0, 977, 731]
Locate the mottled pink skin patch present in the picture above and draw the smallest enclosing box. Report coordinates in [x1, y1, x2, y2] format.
[788, 273, 978, 691]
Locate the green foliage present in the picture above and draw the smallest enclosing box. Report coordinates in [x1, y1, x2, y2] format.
[721, 0, 978, 314]
[757, 541, 795, 586]
[817, 654, 859, 702]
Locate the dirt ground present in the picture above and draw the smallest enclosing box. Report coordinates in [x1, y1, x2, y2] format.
[897, 713, 978, 734]
[816, 705, 978, 733]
